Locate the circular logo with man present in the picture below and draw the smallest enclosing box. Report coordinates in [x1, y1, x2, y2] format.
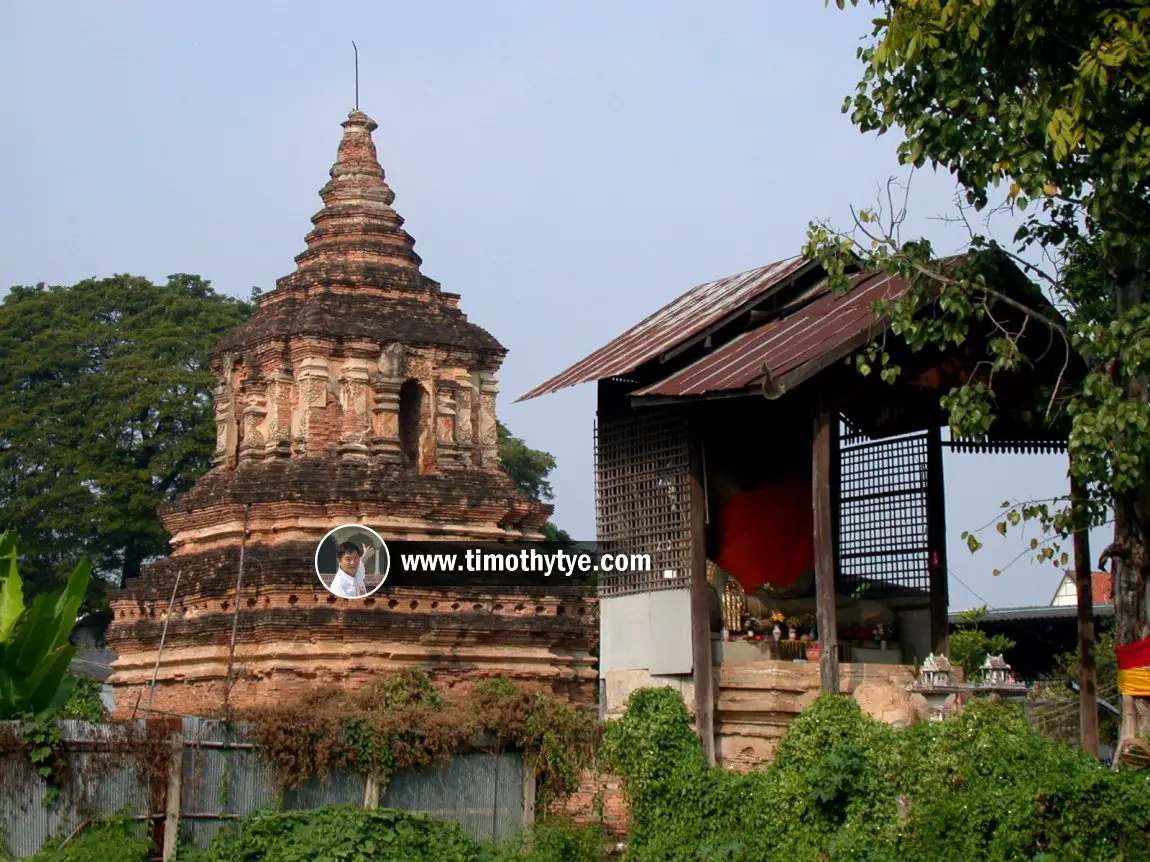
[314, 524, 391, 599]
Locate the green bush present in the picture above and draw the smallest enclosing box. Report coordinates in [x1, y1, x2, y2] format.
[24, 818, 152, 862]
[204, 806, 481, 862]
[484, 819, 605, 862]
[605, 686, 1150, 862]
[201, 805, 603, 862]
[60, 677, 108, 722]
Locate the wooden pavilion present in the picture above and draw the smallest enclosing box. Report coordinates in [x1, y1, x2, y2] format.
[519, 252, 1084, 768]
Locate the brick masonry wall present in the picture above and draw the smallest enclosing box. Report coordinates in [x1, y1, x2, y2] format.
[551, 770, 629, 837]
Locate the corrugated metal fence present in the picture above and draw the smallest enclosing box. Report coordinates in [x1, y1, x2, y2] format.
[0, 718, 527, 859]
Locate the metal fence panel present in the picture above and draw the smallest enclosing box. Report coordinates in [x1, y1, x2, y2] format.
[281, 767, 367, 812]
[1, 719, 527, 857]
[383, 752, 524, 840]
[1, 753, 58, 859]
[178, 718, 279, 851]
[0, 721, 152, 858]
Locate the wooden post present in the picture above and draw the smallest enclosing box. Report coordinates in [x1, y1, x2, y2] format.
[364, 772, 382, 809]
[162, 731, 183, 862]
[926, 424, 950, 655]
[522, 763, 537, 849]
[688, 427, 715, 764]
[813, 408, 840, 693]
[1071, 474, 1099, 758]
[147, 719, 168, 853]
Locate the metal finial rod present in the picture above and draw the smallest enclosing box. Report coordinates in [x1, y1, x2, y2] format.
[352, 41, 359, 110]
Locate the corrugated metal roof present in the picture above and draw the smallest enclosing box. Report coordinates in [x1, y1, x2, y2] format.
[516, 255, 813, 402]
[948, 603, 1114, 623]
[631, 269, 903, 398]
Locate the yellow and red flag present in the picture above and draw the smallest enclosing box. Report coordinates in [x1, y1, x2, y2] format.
[1117, 637, 1150, 696]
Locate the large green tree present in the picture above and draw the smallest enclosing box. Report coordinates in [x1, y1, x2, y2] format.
[497, 421, 571, 541]
[0, 275, 254, 606]
[809, 0, 1150, 733]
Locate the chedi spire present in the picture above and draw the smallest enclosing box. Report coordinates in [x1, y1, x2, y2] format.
[288, 110, 422, 284]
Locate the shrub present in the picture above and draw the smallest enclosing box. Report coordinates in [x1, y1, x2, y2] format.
[484, 818, 605, 862]
[205, 805, 481, 862]
[25, 818, 152, 862]
[60, 677, 108, 722]
[201, 805, 603, 862]
[606, 687, 1150, 862]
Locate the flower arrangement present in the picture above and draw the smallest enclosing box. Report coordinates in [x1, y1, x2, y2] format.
[873, 623, 893, 642]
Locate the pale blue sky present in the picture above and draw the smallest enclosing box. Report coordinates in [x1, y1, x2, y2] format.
[0, 1, 1107, 609]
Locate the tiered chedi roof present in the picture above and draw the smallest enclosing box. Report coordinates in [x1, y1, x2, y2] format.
[105, 111, 595, 715]
[168, 108, 545, 540]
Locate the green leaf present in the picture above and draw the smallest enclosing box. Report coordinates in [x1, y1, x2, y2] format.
[0, 564, 23, 644]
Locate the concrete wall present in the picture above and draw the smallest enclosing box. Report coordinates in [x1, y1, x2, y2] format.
[599, 589, 693, 716]
[599, 589, 692, 676]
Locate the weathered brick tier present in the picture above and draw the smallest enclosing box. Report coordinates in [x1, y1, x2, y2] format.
[157, 462, 549, 553]
[110, 562, 597, 714]
[105, 107, 597, 715]
[218, 280, 504, 360]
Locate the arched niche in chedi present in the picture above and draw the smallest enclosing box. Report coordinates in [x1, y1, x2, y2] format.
[103, 109, 590, 718]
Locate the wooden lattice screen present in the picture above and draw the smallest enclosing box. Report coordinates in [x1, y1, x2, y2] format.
[594, 412, 693, 597]
[838, 419, 932, 596]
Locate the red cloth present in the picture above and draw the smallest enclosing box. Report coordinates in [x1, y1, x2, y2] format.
[714, 478, 814, 594]
[1117, 636, 1150, 670]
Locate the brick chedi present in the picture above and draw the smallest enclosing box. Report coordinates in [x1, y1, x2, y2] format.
[105, 110, 597, 715]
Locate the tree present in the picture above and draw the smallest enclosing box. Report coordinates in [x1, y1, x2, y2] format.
[0, 531, 91, 719]
[0, 274, 254, 606]
[811, 0, 1150, 735]
[497, 421, 571, 541]
[949, 607, 1017, 682]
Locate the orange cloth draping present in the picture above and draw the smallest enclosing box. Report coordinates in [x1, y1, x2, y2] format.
[1117, 636, 1150, 696]
[713, 477, 814, 594]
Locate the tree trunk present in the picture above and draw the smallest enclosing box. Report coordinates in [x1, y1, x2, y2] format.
[1111, 251, 1150, 740]
[1111, 501, 1150, 738]
[121, 542, 143, 588]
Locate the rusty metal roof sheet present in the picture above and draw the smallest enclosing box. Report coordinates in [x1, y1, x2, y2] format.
[631, 269, 904, 398]
[516, 255, 813, 402]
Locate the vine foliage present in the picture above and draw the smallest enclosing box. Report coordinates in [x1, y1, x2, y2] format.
[245, 670, 599, 808]
[603, 686, 1150, 861]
